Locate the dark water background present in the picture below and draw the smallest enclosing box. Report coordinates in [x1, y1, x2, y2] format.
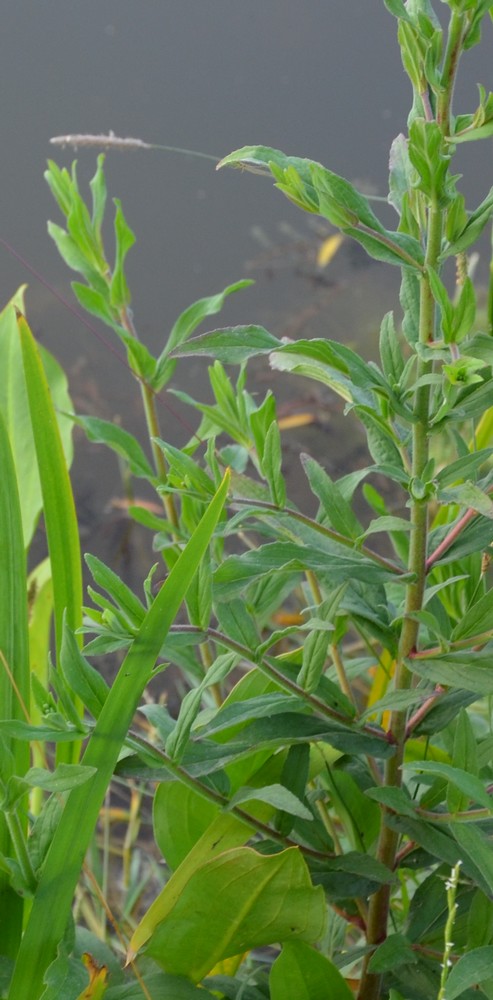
[1, 2, 492, 575]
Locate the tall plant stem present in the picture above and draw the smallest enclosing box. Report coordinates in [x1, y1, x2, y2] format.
[358, 200, 443, 1000]
[120, 306, 179, 530]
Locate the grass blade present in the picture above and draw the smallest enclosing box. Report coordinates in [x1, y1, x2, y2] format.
[0, 410, 29, 958]
[18, 314, 82, 660]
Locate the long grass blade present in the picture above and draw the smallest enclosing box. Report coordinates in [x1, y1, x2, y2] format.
[18, 314, 83, 762]
[0, 410, 29, 958]
[18, 313, 82, 657]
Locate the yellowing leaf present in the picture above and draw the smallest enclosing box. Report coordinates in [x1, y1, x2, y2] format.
[208, 952, 246, 976]
[75, 954, 108, 999]
[366, 648, 395, 729]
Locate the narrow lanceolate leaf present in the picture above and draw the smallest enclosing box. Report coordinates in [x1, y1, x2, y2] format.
[444, 947, 493, 1000]
[437, 481, 493, 518]
[18, 315, 82, 664]
[213, 541, 399, 601]
[155, 280, 255, 389]
[169, 324, 280, 365]
[7, 471, 230, 1000]
[0, 410, 29, 959]
[407, 650, 493, 694]
[451, 588, 493, 642]
[450, 823, 493, 897]
[403, 761, 491, 811]
[69, 414, 154, 479]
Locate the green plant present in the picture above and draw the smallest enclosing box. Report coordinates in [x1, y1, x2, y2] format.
[4, 1, 493, 998]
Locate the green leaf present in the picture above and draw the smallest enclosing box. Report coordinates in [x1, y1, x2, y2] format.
[155, 440, 216, 497]
[66, 178, 107, 273]
[153, 782, 220, 871]
[384, 0, 413, 18]
[434, 448, 493, 488]
[442, 187, 493, 256]
[138, 847, 326, 981]
[117, 326, 158, 381]
[89, 154, 107, 243]
[343, 224, 424, 270]
[214, 540, 398, 601]
[18, 315, 83, 735]
[360, 688, 430, 721]
[68, 414, 154, 479]
[198, 693, 308, 738]
[388, 133, 416, 218]
[185, 551, 212, 630]
[408, 650, 493, 694]
[44, 159, 74, 217]
[59, 618, 109, 720]
[47, 223, 107, 294]
[167, 281, 254, 355]
[379, 311, 405, 384]
[368, 933, 417, 974]
[437, 481, 493, 518]
[449, 823, 493, 896]
[109, 198, 135, 309]
[218, 145, 423, 268]
[429, 514, 493, 565]
[218, 145, 316, 186]
[467, 891, 493, 950]
[297, 588, 347, 692]
[451, 588, 493, 642]
[270, 940, 354, 1000]
[86, 553, 146, 627]
[169, 324, 280, 366]
[38, 950, 89, 1000]
[23, 763, 97, 793]
[452, 121, 493, 143]
[447, 709, 479, 813]
[309, 162, 384, 231]
[400, 269, 420, 346]
[452, 277, 476, 343]
[445, 948, 493, 1000]
[275, 743, 310, 836]
[408, 119, 451, 203]
[301, 455, 362, 538]
[0, 408, 30, 956]
[215, 600, 259, 652]
[361, 515, 412, 539]
[355, 407, 405, 469]
[262, 420, 286, 506]
[228, 783, 312, 820]
[403, 760, 491, 810]
[71, 282, 115, 330]
[197, 711, 393, 761]
[365, 786, 417, 818]
[153, 280, 255, 388]
[166, 652, 239, 762]
[0, 720, 86, 743]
